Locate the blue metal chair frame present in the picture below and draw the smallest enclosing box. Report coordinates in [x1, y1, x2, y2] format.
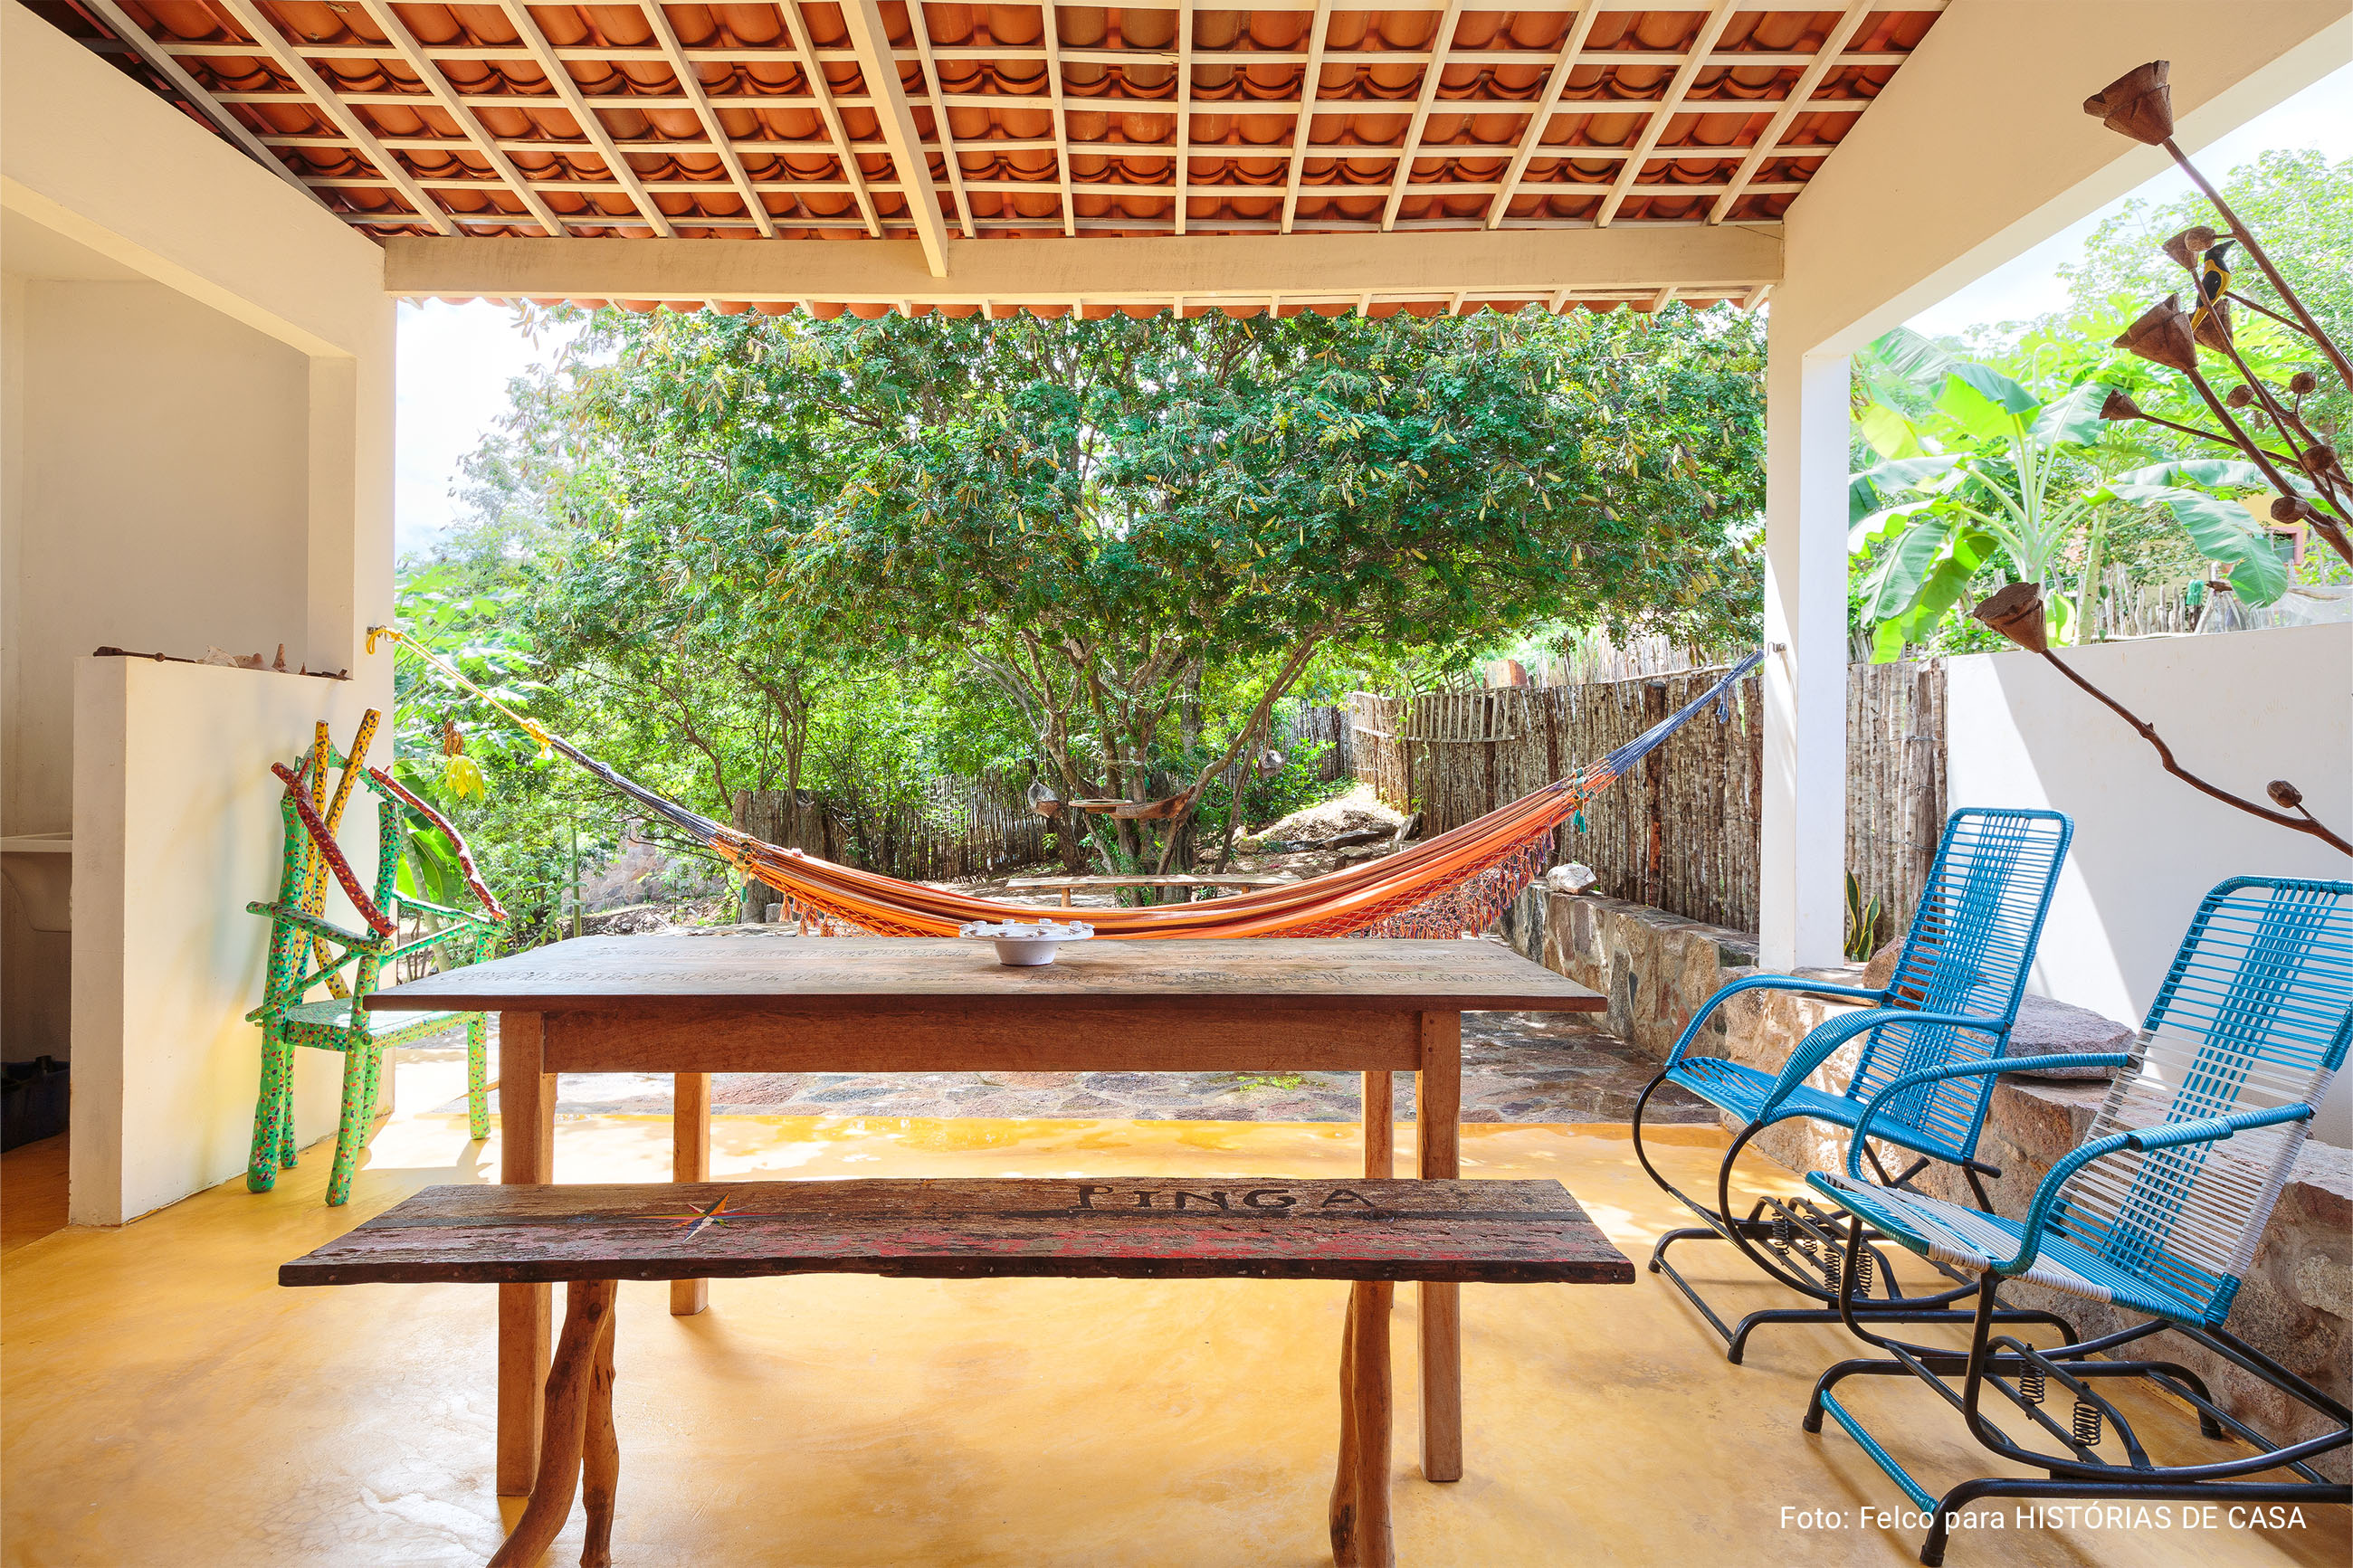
[1804, 876, 2353, 1564]
[1631, 807, 2076, 1362]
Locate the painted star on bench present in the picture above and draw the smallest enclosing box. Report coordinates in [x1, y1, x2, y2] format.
[666, 1193, 736, 1237]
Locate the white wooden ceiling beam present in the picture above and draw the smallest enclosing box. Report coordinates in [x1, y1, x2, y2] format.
[204, 0, 457, 233]
[634, 0, 776, 238]
[1594, 0, 1743, 228]
[487, 0, 670, 236]
[1482, 4, 1605, 229]
[840, 0, 950, 270]
[905, 2, 977, 238]
[346, 0, 565, 234]
[1276, 0, 1338, 234]
[153, 38, 1926, 71]
[1707, 1, 1875, 224]
[385, 223, 1778, 303]
[214, 86, 1876, 117]
[1034, 5, 1078, 238]
[1174, 1, 1195, 235]
[1378, 0, 1468, 232]
[774, 0, 885, 237]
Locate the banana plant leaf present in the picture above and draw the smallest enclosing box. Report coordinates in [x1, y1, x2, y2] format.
[1873, 527, 1999, 661]
[395, 810, 470, 908]
[2114, 457, 2314, 498]
[1857, 516, 1953, 621]
[2096, 482, 2291, 604]
[1857, 402, 1924, 461]
[2028, 381, 2110, 446]
[1936, 365, 2040, 442]
[1849, 497, 1943, 552]
[1850, 455, 1960, 521]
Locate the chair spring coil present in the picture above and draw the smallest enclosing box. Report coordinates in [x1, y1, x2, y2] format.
[1853, 1248, 1873, 1295]
[2019, 1366, 2046, 1406]
[1769, 1214, 1791, 1255]
[2072, 1399, 2104, 1447]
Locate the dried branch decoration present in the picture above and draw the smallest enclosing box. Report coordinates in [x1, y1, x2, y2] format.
[1971, 584, 2350, 857]
[2086, 62, 2353, 569]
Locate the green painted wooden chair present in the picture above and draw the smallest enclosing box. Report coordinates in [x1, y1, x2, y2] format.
[245, 717, 507, 1206]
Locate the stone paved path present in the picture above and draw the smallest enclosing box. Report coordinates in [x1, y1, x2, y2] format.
[419, 1009, 1712, 1124]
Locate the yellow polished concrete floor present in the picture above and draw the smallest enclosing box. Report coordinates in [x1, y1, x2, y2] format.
[4, 1059, 2345, 1568]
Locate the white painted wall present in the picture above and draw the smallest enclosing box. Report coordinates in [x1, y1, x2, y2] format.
[1759, 339, 1854, 969]
[4, 1, 394, 1220]
[1944, 625, 2353, 1144]
[71, 658, 377, 1223]
[5, 262, 313, 834]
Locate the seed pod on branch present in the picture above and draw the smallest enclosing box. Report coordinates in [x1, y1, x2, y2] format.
[2288, 370, 2320, 396]
[2100, 390, 2144, 421]
[2116, 297, 2198, 373]
[2162, 225, 2217, 271]
[2193, 304, 2234, 355]
[2083, 60, 2174, 145]
[2224, 383, 2254, 408]
[1971, 583, 2049, 653]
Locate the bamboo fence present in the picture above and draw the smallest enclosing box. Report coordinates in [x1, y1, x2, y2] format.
[734, 768, 1047, 890]
[1349, 660, 1947, 939]
[1270, 704, 1355, 781]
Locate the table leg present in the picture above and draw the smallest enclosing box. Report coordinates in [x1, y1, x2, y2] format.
[1061, 888, 1072, 908]
[1416, 1012, 1463, 1483]
[672, 1071, 710, 1316]
[497, 1011, 555, 1497]
[1362, 1069, 1394, 1179]
[490, 1278, 615, 1568]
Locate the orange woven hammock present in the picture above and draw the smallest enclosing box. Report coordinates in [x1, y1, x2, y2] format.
[547, 653, 1760, 940]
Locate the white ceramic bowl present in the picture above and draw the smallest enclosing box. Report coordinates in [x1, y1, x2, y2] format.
[959, 918, 1095, 966]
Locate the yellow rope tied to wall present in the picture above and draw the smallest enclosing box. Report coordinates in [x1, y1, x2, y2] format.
[368, 625, 554, 760]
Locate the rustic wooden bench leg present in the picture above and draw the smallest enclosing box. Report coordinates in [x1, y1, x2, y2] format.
[490, 1278, 615, 1568]
[580, 1298, 620, 1568]
[1352, 1281, 1396, 1568]
[1416, 1012, 1464, 1484]
[1329, 1284, 1361, 1566]
[672, 1072, 710, 1316]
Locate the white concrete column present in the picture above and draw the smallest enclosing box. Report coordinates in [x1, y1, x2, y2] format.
[1758, 328, 1850, 972]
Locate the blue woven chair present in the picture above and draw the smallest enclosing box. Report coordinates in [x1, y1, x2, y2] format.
[1631, 807, 2074, 1362]
[1803, 876, 2352, 1564]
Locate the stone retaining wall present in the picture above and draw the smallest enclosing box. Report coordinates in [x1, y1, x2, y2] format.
[1535, 890, 2351, 1482]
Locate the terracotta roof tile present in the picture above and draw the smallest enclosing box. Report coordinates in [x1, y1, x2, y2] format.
[59, 3, 1946, 313]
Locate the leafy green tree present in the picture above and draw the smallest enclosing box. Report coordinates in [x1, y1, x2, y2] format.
[502, 305, 1766, 872]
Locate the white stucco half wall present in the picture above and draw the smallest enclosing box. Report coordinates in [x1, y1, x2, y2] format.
[70, 656, 390, 1225]
[1944, 624, 2353, 1144]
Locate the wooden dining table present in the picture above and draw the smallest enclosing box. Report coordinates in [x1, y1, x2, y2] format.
[367, 933, 1604, 1497]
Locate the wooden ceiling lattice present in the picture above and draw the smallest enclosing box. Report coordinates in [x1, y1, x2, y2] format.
[53, 3, 1945, 313]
